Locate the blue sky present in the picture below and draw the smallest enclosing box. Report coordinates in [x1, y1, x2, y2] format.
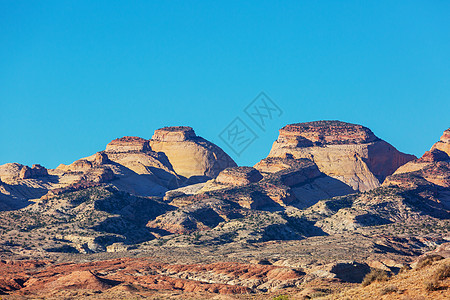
[1, 1, 449, 168]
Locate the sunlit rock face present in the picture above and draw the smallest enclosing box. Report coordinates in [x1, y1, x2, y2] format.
[386, 128, 450, 188]
[150, 126, 237, 179]
[266, 120, 415, 191]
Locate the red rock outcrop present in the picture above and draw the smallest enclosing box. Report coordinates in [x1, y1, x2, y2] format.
[46, 270, 119, 291]
[278, 120, 379, 146]
[0, 257, 305, 297]
[418, 149, 449, 163]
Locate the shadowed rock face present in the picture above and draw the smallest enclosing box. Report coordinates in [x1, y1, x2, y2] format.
[150, 126, 237, 179]
[19, 164, 48, 179]
[431, 128, 450, 156]
[267, 120, 415, 191]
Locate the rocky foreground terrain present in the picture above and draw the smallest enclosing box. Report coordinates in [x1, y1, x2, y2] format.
[0, 121, 449, 299]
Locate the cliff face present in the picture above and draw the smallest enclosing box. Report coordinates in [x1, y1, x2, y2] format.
[386, 128, 450, 188]
[150, 126, 237, 179]
[266, 121, 415, 191]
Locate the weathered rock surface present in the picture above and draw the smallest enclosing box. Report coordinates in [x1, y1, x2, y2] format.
[431, 128, 450, 156]
[215, 167, 263, 186]
[266, 121, 415, 191]
[150, 126, 237, 179]
[105, 136, 150, 152]
[386, 128, 450, 188]
[19, 164, 48, 179]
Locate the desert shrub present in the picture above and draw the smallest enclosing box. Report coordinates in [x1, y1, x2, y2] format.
[416, 254, 444, 269]
[425, 280, 440, 291]
[362, 269, 390, 286]
[399, 264, 411, 273]
[434, 263, 450, 281]
[272, 295, 289, 300]
[380, 285, 398, 295]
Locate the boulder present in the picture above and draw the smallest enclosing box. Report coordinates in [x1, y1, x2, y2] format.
[215, 167, 263, 186]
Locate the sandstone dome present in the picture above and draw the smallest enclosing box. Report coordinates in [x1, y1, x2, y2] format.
[150, 126, 237, 179]
[265, 120, 415, 191]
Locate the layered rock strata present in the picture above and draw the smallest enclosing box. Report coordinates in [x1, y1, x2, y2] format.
[266, 121, 415, 191]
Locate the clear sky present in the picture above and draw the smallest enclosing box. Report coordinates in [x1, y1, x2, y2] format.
[1, 1, 449, 169]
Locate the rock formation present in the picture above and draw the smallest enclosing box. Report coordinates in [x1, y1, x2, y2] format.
[265, 121, 415, 191]
[150, 126, 237, 179]
[431, 128, 450, 156]
[0, 122, 449, 299]
[215, 167, 263, 186]
[105, 136, 151, 152]
[385, 128, 450, 188]
[19, 164, 48, 179]
[0, 126, 238, 208]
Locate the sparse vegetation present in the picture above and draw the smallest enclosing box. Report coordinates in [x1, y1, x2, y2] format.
[380, 285, 398, 295]
[434, 263, 450, 281]
[417, 254, 444, 269]
[425, 279, 441, 291]
[272, 295, 289, 300]
[361, 269, 390, 286]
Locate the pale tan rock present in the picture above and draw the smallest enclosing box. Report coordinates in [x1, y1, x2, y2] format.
[266, 121, 415, 191]
[105, 136, 150, 152]
[386, 128, 450, 188]
[0, 163, 25, 181]
[150, 126, 236, 179]
[82, 167, 115, 183]
[106, 243, 129, 252]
